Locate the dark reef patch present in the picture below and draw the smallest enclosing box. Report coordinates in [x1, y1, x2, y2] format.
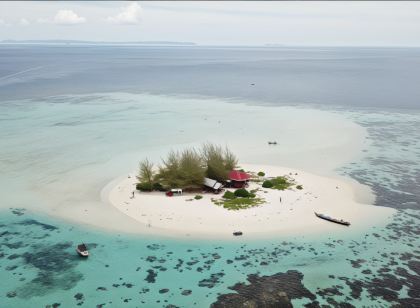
[198, 272, 225, 288]
[10, 208, 26, 216]
[147, 243, 165, 250]
[22, 242, 74, 271]
[74, 292, 84, 306]
[16, 219, 58, 231]
[12, 242, 84, 299]
[211, 270, 315, 307]
[145, 269, 157, 283]
[181, 289, 192, 296]
[4, 241, 25, 249]
[349, 259, 366, 268]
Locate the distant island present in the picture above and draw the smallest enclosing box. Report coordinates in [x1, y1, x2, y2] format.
[0, 40, 197, 46]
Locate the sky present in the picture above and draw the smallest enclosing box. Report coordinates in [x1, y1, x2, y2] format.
[0, 1, 419, 46]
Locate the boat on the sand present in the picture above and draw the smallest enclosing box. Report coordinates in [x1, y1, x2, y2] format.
[76, 243, 89, 257]
[233, 231, 243, 236]
[314, 212, 350, 226]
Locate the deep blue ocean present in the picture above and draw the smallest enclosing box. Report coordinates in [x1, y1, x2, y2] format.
[1, 45, 420, 109]
[0, 45, 419, 307]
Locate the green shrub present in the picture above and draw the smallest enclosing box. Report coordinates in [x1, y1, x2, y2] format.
[257, 171, 265, 177]
[234, 188, 250, 198]
[262, 180, 274, 188]
[212, 196, 265, 210]
[194, 195, 203, 200]
[223, 191, 236, 200]
[273, 177, 287, 184]
[270, 176, 293, 190]
[136, 182, 153, 192]
[249, 193, 256, 198]
[296, 185, 303, 190]
[262, 176, 293, 190]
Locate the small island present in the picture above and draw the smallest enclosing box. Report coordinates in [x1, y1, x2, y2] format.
[106, 144, 394, 239]
[135, 144, 295, 210]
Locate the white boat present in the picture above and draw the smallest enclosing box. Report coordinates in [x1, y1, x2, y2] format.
[76, 243, 89, 257]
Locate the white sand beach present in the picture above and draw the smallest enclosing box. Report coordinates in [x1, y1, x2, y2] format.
[105, 164, 395, 239]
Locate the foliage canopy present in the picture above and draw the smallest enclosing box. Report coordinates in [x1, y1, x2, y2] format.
[202, 143, 238, 182]
[137, 143, 238, 191]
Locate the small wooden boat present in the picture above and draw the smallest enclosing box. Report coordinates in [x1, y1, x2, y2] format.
[268, 141, 277, 145]
[76, 243, 89, 257]
[233, 231, 243, 236]
[315, 212, 350, 226]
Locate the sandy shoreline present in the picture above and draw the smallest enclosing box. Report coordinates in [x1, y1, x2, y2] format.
[105, 164, 395, 239]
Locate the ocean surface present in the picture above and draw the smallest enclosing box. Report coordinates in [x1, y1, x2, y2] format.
[1, 45, 420, 109]
[0, 45, 419, 307]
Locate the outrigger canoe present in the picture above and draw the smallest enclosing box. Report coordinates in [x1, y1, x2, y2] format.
[314, 212, 350, 226]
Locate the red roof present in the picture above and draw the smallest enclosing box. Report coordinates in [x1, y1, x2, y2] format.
[229, 170, 250, 181]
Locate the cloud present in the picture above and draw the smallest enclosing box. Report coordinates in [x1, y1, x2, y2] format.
[0, 18, 11, 26]
[53, 10, 86, 25]
[19, 18, 30, 26]
[107, 2, 142, 25]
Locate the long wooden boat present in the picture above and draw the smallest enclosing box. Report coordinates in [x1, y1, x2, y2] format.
[314, 212, 350, 226]
[76, 243, 89, 257]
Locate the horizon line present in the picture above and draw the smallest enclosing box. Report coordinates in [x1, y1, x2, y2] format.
[1, 40, 420, 48]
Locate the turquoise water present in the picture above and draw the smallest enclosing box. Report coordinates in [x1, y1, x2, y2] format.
[1, 208, 418, 307]
[1, 93, 419, 307]
[0, 92, 366, 231]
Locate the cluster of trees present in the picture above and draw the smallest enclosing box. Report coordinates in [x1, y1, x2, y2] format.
[136, 143, 238, 191]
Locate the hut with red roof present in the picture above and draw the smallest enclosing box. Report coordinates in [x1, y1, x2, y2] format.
[228, 170, 250, 188]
